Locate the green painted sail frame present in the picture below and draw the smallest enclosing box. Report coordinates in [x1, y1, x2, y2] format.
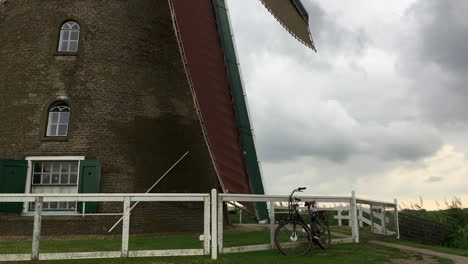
[212, 0, 268, 220]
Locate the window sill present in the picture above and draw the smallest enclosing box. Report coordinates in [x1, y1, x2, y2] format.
[21, 211, 80, 216]
[42, 137, 69, 142]
[54, 52, 78, 57]
[31, 184, 78, 187]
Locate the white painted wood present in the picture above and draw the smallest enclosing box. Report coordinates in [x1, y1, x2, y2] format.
[350, 191, 359, 243]
[0, 254, 31, 261]
[359, 208, 363, 227]
[211, 189, 217, 260]
[25, 156, 85, 161]
[217, 195, 223, 254]
[395, 198, 400, 239]
[220, 194, 351, 203]
[338, 210, 342, 226]
[0, 193, 208, 203]
[121, 197, 131, 257]
[31, 197, 43, 260]
[370, 204, 374, 231]
[355, 198, 396, 207]
[223, 244, 272, 253]
[269, 201, 275, 249]
[128, 249, 204, 257]
[382, 205, 387, 236]
[203, 196, 210, 255]
[39, 251, 121, 260]
[239, 208, 242, 224]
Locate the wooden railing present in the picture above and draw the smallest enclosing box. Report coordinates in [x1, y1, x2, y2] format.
[398, 213, 446, 245]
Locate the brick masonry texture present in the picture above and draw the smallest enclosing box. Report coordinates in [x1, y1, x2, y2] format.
[0, 0, 219, 235]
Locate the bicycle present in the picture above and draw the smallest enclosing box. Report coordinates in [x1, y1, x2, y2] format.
[274, 187, 332, 256]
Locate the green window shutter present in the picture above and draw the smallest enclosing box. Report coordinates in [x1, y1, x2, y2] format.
[0, 159, 27, 212]
[77, 160, 101, 213]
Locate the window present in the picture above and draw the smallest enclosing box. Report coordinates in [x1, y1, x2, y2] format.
[32, 161, 78, 185]
[58, 21, 80, 52]
[46, 102, 70, 137]
[30, 161, 79, 211]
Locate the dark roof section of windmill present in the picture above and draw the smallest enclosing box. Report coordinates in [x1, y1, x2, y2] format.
[260, 0, 316, 51]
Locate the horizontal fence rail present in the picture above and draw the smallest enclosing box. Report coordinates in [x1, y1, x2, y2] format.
[0, 190, 399, 261]
[0, 193, 211, 261]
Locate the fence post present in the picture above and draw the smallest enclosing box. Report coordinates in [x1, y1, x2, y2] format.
[394, 199, 400, 239]
[121, 197, 131, 257]
[359, 206, 363, 227]
[348, 205, 352, 227]
[338, 210, 342, 226]
[211, 189, 218, 260]
[31, 196, 43, 261]
[239, 208, 242, 224]
[382, 205, 387, 236]
[269, 201, 275, 249]
[203, 196, 211, 255]
[350, 191, 359, 243]
[370, 204, 374, 232]
[217, 194, 224, 254]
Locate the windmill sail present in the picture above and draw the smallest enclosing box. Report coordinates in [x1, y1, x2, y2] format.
[260, 0, 316, 50]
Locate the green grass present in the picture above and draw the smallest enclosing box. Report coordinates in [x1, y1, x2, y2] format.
[2, 242, 452, 264]
[0, 227, 457, 264]
[0, 235, 203, 254]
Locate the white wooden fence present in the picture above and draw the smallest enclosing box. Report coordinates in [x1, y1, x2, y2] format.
[0, 193, 211, 262]
[0, 190, 399, 261]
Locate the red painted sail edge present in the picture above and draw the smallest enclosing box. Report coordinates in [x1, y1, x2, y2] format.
[171, 0, 252, 195]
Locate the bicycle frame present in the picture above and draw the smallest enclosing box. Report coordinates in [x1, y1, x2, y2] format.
[285, 189, 324, 238]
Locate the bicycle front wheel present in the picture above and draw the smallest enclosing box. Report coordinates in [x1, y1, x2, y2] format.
[274, 220, 312, 256]
[313, 213, 331, 249]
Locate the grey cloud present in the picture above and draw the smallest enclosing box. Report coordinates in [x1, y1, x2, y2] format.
[399, 0, 468, 124]
[406, 0, 468, 74]
[255, 99, 442, 163]
[229, 0, 369, 75]
[425, 176, 442, 183]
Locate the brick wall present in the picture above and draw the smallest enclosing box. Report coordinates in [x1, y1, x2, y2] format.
[0, 0, 220, 235]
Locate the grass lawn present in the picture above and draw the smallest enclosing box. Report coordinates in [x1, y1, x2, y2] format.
[0, 241, 453, 264]
[331, 225, 468, 258]
[0, 226, 457, 264]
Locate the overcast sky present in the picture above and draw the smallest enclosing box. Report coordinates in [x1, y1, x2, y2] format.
[227, 0, 468, 209]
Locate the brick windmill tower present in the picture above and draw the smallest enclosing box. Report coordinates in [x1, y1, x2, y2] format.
[0, 0, 315, 234]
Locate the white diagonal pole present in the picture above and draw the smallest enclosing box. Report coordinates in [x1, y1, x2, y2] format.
[108, 151, 189, 232]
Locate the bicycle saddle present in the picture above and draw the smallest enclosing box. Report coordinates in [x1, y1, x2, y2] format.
[304, 201, 316, 207]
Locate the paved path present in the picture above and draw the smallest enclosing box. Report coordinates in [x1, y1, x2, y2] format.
[370, 240, 468, 264]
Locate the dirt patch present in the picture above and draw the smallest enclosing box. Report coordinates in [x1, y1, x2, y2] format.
[391, 255, 439, 264]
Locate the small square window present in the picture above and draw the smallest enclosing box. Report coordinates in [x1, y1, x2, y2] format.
[70, 174, 78, 184]
[42, 174, 51, 184]
[51, 174, 60, 184]
[60, 174, 69, 184]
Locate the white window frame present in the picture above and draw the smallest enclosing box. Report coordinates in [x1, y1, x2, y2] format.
[23, 156, 85, 215]
[58, 21, 80, 53]
[46, 105, 70, 137]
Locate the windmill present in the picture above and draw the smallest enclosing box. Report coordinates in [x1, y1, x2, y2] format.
[0, 0, 315, 234]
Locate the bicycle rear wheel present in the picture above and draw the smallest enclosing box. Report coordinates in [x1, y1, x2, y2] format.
[274, 220, 312, 256]
[313, 212, 331, 249]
